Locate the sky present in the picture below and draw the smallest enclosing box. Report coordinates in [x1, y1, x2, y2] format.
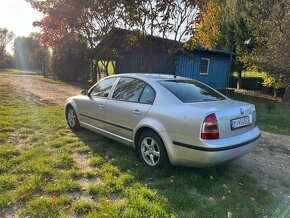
[0, 0, 43, 52]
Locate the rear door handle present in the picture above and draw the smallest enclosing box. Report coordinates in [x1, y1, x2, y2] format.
[133, 109, 141, 115]
[99, 104, 104, 108]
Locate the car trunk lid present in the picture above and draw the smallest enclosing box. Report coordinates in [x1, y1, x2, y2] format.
[188, 99, 257, 138]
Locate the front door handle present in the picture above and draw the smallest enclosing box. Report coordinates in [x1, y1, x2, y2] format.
[99, 104, 104, 108]
[133, 109, 141, 115]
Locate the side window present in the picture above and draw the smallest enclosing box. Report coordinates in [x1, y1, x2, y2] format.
[200, 58, 210, 75]
[112, 77, 145, 102]
[139, 85, 155, 104]
[90, 77, 118, 98]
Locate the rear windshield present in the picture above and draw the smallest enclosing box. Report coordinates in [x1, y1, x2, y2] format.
[159, 80, 226, 103]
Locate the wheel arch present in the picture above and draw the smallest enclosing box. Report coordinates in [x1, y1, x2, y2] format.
[133, 124, 167, 152]
[65, 99, 79, 115]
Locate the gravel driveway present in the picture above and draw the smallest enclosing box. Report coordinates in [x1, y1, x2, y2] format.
[1, 74, 289, 197]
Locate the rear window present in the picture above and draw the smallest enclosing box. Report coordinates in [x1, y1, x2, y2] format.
[159, 80, 226, 103]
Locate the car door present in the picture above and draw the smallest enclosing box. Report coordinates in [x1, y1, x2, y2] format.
[78, 77, 118, 128]
[105, 77, 156, 140]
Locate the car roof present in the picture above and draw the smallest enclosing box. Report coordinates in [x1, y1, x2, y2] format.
[110, 73, 189, 81]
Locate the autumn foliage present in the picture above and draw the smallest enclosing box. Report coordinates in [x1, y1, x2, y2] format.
[185, 0, 221, 50]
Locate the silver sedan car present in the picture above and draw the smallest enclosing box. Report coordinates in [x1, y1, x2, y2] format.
[65, 74, 260, 168]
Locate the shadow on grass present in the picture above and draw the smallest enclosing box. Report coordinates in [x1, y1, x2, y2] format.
[74, 129, 231, 180]
[73, 129, 248, 197]
[71, 129, 275, 217]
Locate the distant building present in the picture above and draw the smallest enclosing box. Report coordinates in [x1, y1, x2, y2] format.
[95, 28, 238, 89]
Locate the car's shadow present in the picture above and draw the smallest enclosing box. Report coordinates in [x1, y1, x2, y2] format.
[73, 129, 233, 184]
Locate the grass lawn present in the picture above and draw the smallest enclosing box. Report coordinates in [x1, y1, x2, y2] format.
[232, 71, 266, 78]
[0, 81, 282, 217]
[227, 90, 290, 135]
[0, 68, 42, 75]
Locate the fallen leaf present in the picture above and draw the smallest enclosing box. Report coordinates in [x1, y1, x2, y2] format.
[51, 196, 57, 203]
[163, 197, 169, 203]
[95, 171, 103, 177]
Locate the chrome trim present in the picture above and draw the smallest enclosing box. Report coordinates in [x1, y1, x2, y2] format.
[80, 122, 133, 144]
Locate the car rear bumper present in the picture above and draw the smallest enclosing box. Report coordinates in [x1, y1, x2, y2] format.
[164, 126, 261, 167]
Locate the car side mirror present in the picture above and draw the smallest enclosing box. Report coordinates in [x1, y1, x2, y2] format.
[81, 89, 88, 96]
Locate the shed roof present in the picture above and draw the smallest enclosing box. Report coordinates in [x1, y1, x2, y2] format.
[94, 28, 238, 58]
[177, 48, 239, 57]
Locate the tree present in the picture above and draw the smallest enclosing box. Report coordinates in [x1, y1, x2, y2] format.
[27, 0, 125, 81]
[217, 0, 255, 89]
[50, 34, 89, 82]
[245, 0, 290, 84]
[217, 0, 290, 92]
[121, 0, 199, 42]
[27, 0, 206, 81]
[14, 33, 47, 70]
[0, 53, 14, 68]
[185, 0, 221, 50]
[0, 28, 14, 65]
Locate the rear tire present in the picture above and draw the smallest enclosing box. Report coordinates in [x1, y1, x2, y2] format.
[66, 106, 80, 131]
[137, 130, 169, 168]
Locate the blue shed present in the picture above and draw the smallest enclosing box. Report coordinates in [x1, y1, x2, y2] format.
[175, 50, 238, 89]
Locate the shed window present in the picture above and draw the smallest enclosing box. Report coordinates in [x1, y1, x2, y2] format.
[200, 58, 210, 75]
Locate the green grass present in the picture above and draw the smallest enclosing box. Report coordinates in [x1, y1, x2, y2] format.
[228, 90, 290, 135]
[0, 80, 283, 217]
[34, 76, 64, 84]
[232, 71, 266, 78]
[0, 68, 42, 75]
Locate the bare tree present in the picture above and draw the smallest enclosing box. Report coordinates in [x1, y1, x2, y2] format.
[0, 28, 14, 59]
[120, 0, 198, 42]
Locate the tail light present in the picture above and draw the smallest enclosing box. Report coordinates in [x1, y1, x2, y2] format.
[201, 113, 219, 140]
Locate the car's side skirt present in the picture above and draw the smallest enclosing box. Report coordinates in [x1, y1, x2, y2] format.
[80, 121, 134, 147]
[79, 113, 133, 131]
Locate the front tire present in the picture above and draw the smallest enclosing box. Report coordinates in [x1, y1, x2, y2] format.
[137, 130, 169, 168]
[66, 106, 80, 131]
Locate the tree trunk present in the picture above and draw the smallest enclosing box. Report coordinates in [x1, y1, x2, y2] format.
[237, 70, 242, 89]
[105, 61, 109, 76]
[273, 88, 277, 98]
[42, 53, 47, 78]
[91, 60, 98, 83]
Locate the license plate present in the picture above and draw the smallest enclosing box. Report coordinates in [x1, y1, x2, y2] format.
[231, 115, 252, 130]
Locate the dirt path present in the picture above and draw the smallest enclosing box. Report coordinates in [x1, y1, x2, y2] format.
[0, 74, 84, 105]
[233, 132, 290, 196]
[1, 74, 289, 196]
